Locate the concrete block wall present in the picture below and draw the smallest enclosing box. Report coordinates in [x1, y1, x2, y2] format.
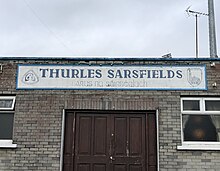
[0, 59, 220, 170]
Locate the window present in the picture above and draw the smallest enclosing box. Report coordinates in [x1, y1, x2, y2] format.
[178, 97, 220, 150]
[0, 96, 17, 148]
[0, 97, 15, 110]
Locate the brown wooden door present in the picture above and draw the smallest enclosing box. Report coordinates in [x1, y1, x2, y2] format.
[63, 111, 157, 171]
[110, 114, 146, 171]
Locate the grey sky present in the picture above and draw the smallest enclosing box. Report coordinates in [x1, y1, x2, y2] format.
[0, 0, 219, 57]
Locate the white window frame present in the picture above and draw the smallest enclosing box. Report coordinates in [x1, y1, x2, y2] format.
[178, 97, 220, 150]
[0, 96, 16, 110]
[0, 96, 17, 148]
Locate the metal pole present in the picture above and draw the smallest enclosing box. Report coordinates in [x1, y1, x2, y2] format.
[208, 0, 218, 58]
[186, 7, 208, 58]
[195, 14, 198, 58]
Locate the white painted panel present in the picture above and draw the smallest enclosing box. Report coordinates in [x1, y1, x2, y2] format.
[16, 65, 207, 90]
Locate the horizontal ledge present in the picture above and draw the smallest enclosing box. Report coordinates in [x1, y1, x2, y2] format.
[177, 145, 220, 151]
[0, 140, 17, 148]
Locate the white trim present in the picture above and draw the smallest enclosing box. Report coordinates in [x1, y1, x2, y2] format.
[180, 110, 184, 146]
[0, 140, 17, 148]
[181, 97, 201, 111]
[182, 141, 220, 145]
[204, 99, 220, 112]
[182, 111, 220, 115]
[177, 144, 220, 150]
[181, 97, 220, 113]
[156, 109, 160, 171]
[60, 109, 65, 171]
[0, 96, 16, 110]
[180, 97, 220, 148]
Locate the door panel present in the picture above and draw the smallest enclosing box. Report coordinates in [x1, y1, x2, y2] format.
[111, 114, 146, 171]
[94, 116, 108, 156]
[63, 112, 75, 171]
[78, 116, 92, 155]
[113, 164, 126, 171]
[77, 164, 90, 171]
[129, 165, 142, 171]
[63, 111, 157, 171]
[129, 117, 143, 156]
[75, 114, 110, 171]
[147, 113, 157, 171]
[93, 164, 106, 171]
[114, 117, 127, 156]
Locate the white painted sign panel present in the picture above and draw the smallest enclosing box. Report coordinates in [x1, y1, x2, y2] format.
[16, 65, 207, 90]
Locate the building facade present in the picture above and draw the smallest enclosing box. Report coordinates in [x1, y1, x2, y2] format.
[0, 57, 220, 171]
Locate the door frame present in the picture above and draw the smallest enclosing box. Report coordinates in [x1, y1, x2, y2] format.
[60, 109, 159, 171]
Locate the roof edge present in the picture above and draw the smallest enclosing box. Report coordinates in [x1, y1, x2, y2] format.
[0, 56, 219, 61]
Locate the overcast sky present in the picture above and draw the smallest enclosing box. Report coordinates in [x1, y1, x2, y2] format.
[0, 0, 219, 58]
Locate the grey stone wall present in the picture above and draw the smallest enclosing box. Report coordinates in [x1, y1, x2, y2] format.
[0, 59, 220, 170]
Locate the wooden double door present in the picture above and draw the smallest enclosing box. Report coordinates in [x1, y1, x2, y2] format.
[63, 111, 157, 171]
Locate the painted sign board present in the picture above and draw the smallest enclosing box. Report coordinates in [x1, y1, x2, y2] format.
[16, 64, 207, 90]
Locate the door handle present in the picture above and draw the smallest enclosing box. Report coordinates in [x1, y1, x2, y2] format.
[110, 156, 114, 160]
[110, 156, 115, 163]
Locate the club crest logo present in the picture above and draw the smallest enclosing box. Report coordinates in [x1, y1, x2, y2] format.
[187, 68, 202, 87]
[22, 70, 39, 84]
